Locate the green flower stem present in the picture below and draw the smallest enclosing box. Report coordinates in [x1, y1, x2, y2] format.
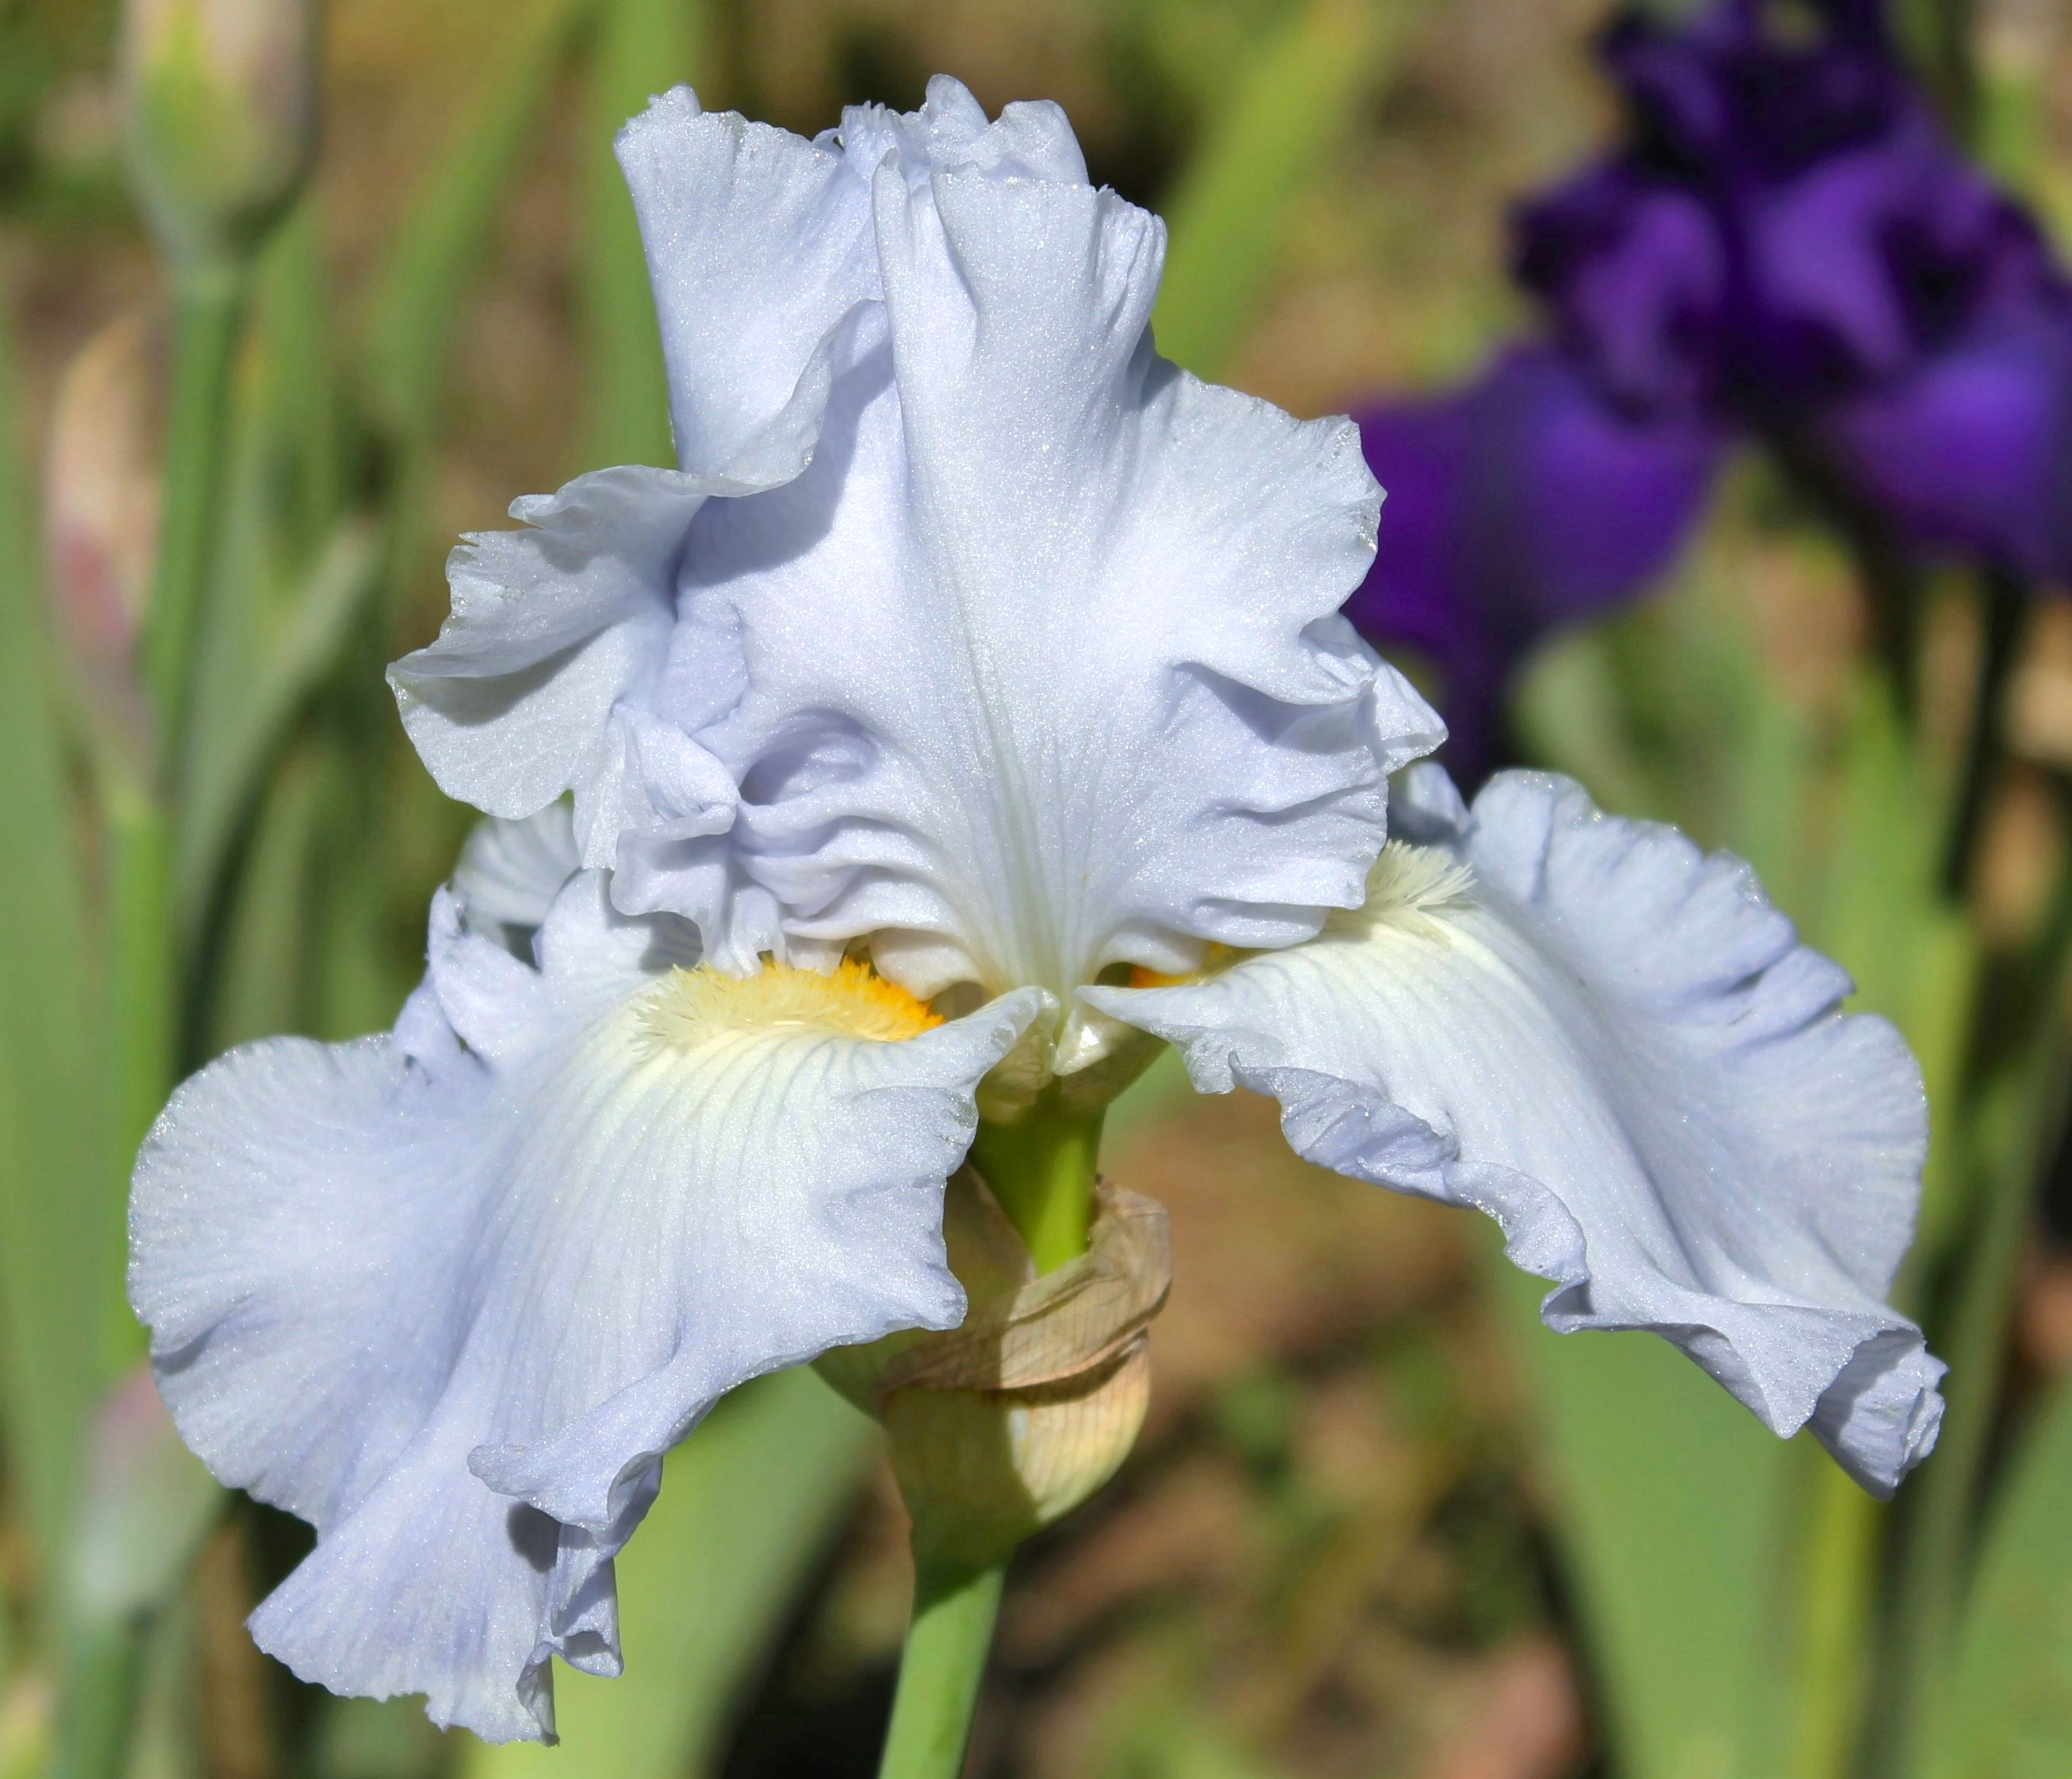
[968, 1102, 1104, 1275]
[112, 258, 247, 1173]
[1940, 566, 2024, 899]
[874, 1098, 1106, 1775]
[62, 256, 251, 1779]
[877, 1558, 1008, 1779]
[1779, 439, 1925, 717]
[142, 261, 248, 774]
[103, 257, 250, 1294]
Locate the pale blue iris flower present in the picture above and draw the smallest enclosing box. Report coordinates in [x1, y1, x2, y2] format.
[129, 78, 1943, 1742]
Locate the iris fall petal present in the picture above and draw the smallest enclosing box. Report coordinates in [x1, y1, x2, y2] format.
[1087, 766, 1943, 1494]
[130, 873, 1039, 1738]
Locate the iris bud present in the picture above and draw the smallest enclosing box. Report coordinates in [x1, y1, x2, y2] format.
[817, 1171, 1171, 1570]
[118, 0, 316, 268]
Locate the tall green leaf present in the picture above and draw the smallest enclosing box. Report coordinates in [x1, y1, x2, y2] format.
[580, 0, 699, 471]
[362, 0, 596, 459]
[1921, 1375, 2072, 1779]
[206, 744, 329, 1050]
[0, 282, 120, 1563]
[1507, 588, 1799, 1779]
[177, 209, 383, 953]
[254, 204, 347, 563]
[175, 514, 381, 947]
[1488, 1263, 1793, 1779]
[1814, 676, 1976, 1268]
[1151, 0, 1409, 379]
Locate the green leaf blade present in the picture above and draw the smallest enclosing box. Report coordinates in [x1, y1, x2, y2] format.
[1924, 1376, 2072, 1779]
[1151, 0, 1406, 380]
[0, 278, 126, 1563]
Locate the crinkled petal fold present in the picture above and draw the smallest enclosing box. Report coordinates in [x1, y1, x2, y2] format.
[1087, 766, 1942, 1494]
[390, 75, 1440, 1001]
[130, 874, 1040, 1739]
[388, 467, 742, 868]
[617, 85, 879, 481]
[387, 83, 901, 866]
[451, 805, 581, 954]
[620, 75, 1440, 996]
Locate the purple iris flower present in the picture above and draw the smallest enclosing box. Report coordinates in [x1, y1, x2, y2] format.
[1349, 0, 2072, 773]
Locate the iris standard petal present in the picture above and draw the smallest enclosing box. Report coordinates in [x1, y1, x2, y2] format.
[130, 874, 1040, 1739]
[392, 78, 1437, 998]
[617, 85, 879, 482]
[389, 85, 892, 864]
[1086, 766, 1942, 1495]
[622, 80, 1438, 1000]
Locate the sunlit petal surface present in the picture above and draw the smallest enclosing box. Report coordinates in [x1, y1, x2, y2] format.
[1089, 766, 1942, 1494]
[130, 874, 1038, 1739]
[390, 75, 1440, 998]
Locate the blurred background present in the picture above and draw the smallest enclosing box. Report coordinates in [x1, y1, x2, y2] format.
[8, 0, 2072, 1775]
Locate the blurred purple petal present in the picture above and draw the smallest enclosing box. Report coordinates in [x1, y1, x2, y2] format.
[1526, 3, 2063, 398]
[1509, 0, 2072, 586]
[1349, 348, 1723, 774]
[1516, 169, 1725, 413]
[1604, 1, 1900, 182]
[1825, 312, 2072, 580]
[1747, 111, 2050, 394]
[1346, 0, 2072, 781]
[1749, 127, 1938, 381]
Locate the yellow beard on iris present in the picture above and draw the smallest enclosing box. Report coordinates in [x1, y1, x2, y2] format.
[635, 956, 943, 1052]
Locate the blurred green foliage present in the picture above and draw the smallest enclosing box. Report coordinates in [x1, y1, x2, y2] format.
[1151, 0, 1408, 378]
[3, 1, 2072, 1776]
[0, 229, 110, 1572]
[1928, 1370, 2072, 1779]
